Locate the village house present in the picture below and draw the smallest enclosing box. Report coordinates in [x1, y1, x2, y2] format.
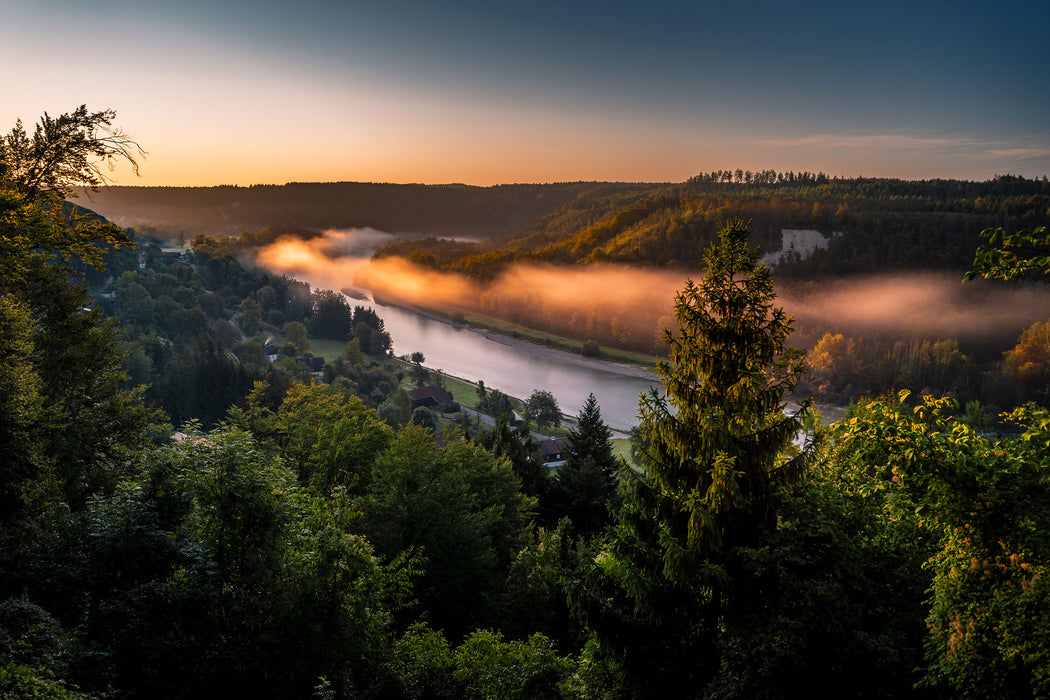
[408, 386, 453, 410]
[538, 438, 569, 468]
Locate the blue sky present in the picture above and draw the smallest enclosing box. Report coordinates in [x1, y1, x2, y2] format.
[4, 0, 1048, 185]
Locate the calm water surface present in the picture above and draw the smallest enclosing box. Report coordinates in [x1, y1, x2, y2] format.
[275, 228, 661, 432]
[365, 297, 659, 433]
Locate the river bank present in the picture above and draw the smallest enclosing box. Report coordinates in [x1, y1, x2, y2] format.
[365, 293, 660, 382]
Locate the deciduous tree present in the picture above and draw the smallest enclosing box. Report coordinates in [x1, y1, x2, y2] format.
[524, 389, 560, 432]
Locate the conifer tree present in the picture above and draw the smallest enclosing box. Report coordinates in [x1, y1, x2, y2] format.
[546, 393, 619, 535]
[574, 220, 808, 694]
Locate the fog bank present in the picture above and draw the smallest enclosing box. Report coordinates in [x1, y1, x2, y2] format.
[254, 229, 1050, 354]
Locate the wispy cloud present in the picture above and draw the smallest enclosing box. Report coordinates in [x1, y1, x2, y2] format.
[751, 132, 1050, 162]
[986, 146, 1050, 160]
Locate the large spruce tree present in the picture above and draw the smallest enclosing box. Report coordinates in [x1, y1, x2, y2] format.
[575, 220, 808, 695]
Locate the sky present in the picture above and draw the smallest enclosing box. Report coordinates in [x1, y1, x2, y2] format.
[3, 0, 1049, 186]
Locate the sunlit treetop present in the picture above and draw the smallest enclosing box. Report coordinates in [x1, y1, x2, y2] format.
[1, 105, 144, 202]
[0, 105, 143, 273]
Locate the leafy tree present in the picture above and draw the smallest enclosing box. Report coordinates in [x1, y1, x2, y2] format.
[273, 382, 394, 492]
[0, 107, 164, 512]
[308, 289, 353, 339]
[477, 388, 514, 421]
[353, 305, 392, 356]
[341, 337, 365, 366]
[452, 629, 573, 699]
[499, 520, 585, 651]
[524, 389, 561, 432]
[238, 296, 262, 335]
[282, 321, 309, 354]
[411, 351, 425, 365]
[391, 623, 574, 700]
[1001, 319, 1050, 404]
[1, 105, 142, 201]
[965, 226, 1050, 281]
[359, 427, 531, 640]
[836, 393, 1050, 698]
[706, 408, 935, 698]
[0, 297, 43, 520]
[411, 406, 436, 431]
[575, 220, 808, 694]
[380, 388, 413, 428]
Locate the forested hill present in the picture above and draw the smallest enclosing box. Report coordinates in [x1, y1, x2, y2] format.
[84, 181, 654, 238]
[374, 173, 1050, 280]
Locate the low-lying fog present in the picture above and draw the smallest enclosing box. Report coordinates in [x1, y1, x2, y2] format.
[255, 228, 1050, 356]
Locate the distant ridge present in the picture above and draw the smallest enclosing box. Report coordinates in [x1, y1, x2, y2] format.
[84, 181, 653, 238]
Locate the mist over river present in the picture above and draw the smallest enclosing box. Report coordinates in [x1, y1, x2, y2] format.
[255, 228, 663, 432]
[259, 225, 1050, 433]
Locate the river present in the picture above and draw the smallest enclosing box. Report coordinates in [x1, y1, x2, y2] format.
[262, 228, 663, 433]
[361, 295, 660, 434]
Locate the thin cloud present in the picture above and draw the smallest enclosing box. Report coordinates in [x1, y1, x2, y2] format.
[986, 146, 1050, 160]
[752, 133, 987, 152]
[750, 131, 1050, 169]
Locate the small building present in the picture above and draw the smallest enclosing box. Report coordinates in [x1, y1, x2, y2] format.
[299, 356, 325, 373]
[408, 386, 453, 410]
[538, 438, 569, 469]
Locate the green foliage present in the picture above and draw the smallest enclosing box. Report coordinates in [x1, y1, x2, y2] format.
[836, 392, 1050, 697]
[0, 106, 138, 275]
[477, 388, 515, 421]
[524, 389, 561, 431]
[639, 219, 807, 555]
[359, 427, 532, 639]
[707, 417, 935, 698]
[2, 430, 406, 698]
[499, 521, 585, 651]
[0, 297, 43, 519]
[283, 320, 310, 353]
[391, 623, 575, 700]
[411, 406, 436, 431]
[2, 105, 141, 201]
[273, 382, 393, 492]
[0, 661, 97, 699]
[452, 630, 573, 700]
[478, 416, 545, 499]
[966, 226, 1050, 281]
[308, 289, 353, 339]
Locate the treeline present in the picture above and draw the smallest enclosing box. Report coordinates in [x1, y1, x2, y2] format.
[801, 319, 1050, 413]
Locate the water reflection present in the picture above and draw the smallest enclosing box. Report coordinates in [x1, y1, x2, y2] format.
[258, 227, 661, 432]
[365, 297, 659, 434]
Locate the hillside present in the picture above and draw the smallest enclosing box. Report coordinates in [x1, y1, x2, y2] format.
[83, 181, 650, 238]
[374, 173, 1050, 279]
